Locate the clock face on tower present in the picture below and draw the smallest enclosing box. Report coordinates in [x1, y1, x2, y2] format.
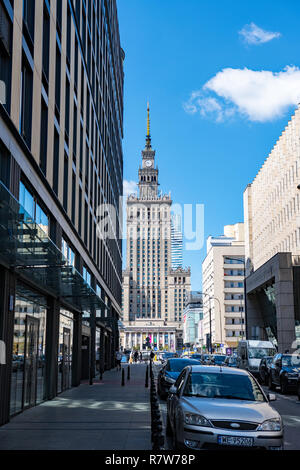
[145, 160, 152, 168]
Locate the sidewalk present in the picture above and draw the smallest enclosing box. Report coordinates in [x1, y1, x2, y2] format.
[0, 363, 151, 450]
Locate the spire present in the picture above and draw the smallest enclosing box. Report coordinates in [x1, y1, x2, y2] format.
[145, 101, 151, 149]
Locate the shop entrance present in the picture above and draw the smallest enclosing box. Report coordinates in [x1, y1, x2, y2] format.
[23, 316, 39, 409]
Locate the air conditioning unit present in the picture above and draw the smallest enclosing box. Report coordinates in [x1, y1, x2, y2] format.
[0, 3, 11, 55]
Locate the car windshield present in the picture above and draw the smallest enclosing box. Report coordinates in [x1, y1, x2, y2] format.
[282, 355, 300, 367]
[183, 372, 266, 402]
[191, 355, 202, 359]
[168, 359, 200, 372]
[248, 348, 275, 359]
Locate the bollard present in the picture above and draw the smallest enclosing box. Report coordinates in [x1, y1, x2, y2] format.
[127, 365, 130, 380]
[121, 367, 125, 386]
[145, 365, 149, 388]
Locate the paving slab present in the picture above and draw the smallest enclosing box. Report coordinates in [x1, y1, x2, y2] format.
[0, 363, 151, 450]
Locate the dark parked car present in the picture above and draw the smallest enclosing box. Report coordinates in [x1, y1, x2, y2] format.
[223, 355, 238, 368]
[269, 353, 300, 394]
[157, 358, 201, 399]
[211, 354, 226, 366]
[259, 356, 274, 385]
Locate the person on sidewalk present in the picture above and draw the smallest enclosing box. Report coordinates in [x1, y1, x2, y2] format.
[115, 350, 122, 371]
[134, 350, 138, 363]
[150, 350, 155, 361]
[139, 351, 143, 363]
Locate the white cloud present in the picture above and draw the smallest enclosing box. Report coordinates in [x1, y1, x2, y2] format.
[239, 22, 281, 45]
[123, 180, 138, 197]
[184, 66, 300, 122]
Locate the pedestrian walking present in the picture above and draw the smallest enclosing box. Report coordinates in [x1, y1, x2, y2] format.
[139, 351, 143, 363]
[115, 350, 122, 371]
[134, 350, 138, 363]
[150, 350, 155, 360]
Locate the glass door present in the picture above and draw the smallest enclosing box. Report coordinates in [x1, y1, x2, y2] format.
[62, 327, 71, 391]
[23, 316, 39, 409]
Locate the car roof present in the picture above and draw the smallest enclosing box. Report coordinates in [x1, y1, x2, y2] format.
[189, 365, 250, 375]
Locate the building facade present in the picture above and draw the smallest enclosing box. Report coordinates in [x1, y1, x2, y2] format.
[202, 224, 245, 352]
[0, 0, 124, 425]
[244, 106, 300, 352]
[121, 106, 190, 352]
[183, 291, 203, 349]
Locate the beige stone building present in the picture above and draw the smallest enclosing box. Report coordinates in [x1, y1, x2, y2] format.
[244, 106, 300, 351]
[202, 224, 245, 352]
[121, 107, 191, 352]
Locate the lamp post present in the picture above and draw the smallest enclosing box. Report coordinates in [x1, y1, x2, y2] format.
[197, 292, 222, 354]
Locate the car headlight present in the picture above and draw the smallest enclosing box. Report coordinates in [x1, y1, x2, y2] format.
[184, 413, 211, 427]
[164, 375, 176, 384]
[257, 418, 282, 431]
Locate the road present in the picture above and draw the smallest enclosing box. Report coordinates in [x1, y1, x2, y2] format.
[154, 363, 300, 450]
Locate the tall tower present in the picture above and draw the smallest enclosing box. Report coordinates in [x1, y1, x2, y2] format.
[121, 105, 191, 353]
[138, 103, 159, 200]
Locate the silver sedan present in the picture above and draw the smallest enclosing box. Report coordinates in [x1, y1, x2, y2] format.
[166, 365, 283, 450]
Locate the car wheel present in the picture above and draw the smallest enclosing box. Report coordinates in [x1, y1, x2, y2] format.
[280, 378, 288, 395]
[268, 374, 276, 391]
[166, 413, 173, 436]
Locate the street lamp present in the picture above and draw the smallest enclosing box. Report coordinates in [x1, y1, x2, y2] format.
[198, 292, 222, 354]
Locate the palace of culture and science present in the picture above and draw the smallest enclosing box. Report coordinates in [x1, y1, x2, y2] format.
[121, 105, 191, 352]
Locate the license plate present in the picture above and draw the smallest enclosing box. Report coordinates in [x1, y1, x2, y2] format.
[218, 435, 253, 447]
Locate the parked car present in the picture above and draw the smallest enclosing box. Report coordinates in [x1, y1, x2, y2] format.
[269, 353, 300, 394]
[258, 356, 274, 385]
[160, 352, 178, 363]
[166, 365, 283, 450]
[223, 356, 238, 368]
[210, 354, 226, 366]
[157, 358, 201, 399]
[202, 354, 213, 365]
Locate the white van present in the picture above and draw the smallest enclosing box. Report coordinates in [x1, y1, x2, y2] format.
[237, 340, 276, 377]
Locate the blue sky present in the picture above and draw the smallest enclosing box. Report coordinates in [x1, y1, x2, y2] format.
[117, 0, 300, 289]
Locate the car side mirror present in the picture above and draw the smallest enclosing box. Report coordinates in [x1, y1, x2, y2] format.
[169, 385, 177, 395]
[268, 393, 276, 402]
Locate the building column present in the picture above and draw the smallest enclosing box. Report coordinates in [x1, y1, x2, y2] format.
[71, 311, 82, 387]
[45, 298, 60, 397]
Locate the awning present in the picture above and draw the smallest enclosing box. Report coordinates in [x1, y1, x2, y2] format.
[0, 181, 107, 312]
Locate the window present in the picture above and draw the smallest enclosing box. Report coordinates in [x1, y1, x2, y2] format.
[62, 238, 75, 266]
[63, 154, 68, 211]
[42, 2, 50, 83]
[53, 129, 59, 195]
[83, 266, 91, 286]
[39, 98, 48, 175]
[0, 1, 13, 112]
[19, 181, 48, 233]
[20, 56, 33, 148]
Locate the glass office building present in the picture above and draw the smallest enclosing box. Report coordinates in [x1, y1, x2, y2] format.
[0, 0, 124, 425]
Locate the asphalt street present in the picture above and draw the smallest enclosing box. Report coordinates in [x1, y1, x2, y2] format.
[154, 364, 300, 450]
